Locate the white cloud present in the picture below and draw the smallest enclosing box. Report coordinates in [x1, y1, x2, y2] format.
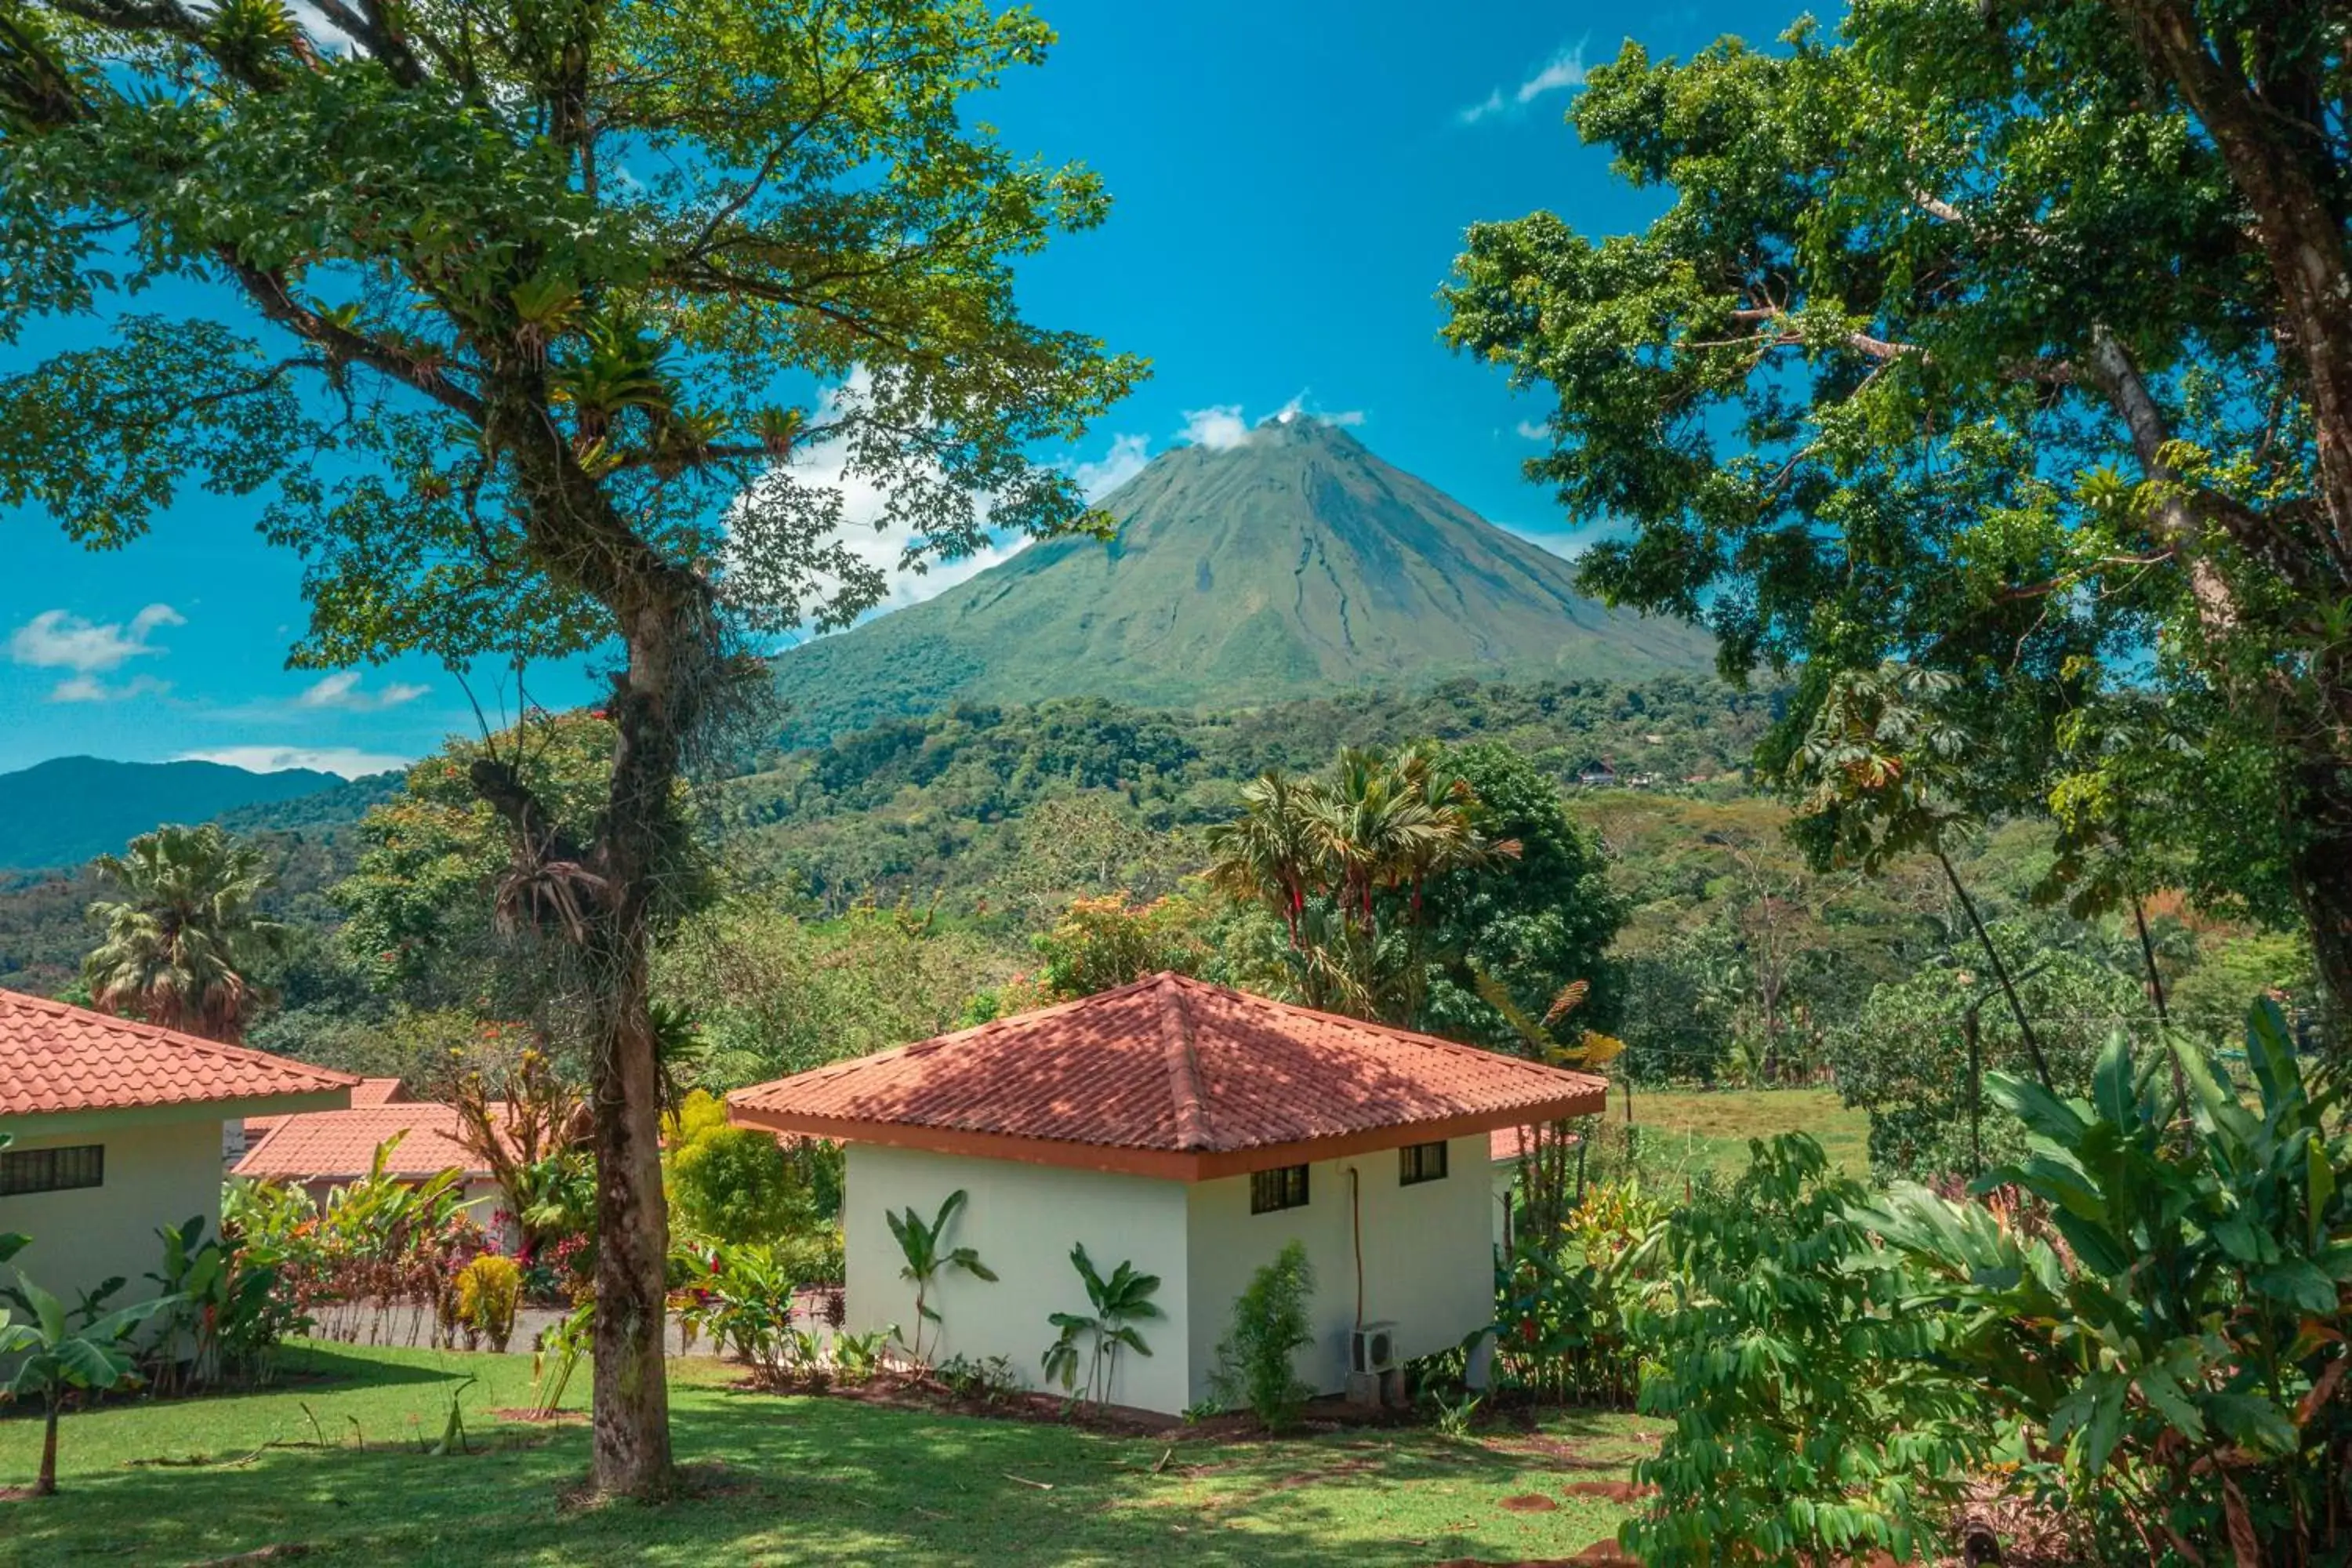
[296, 670, 431, 711]
[1179, 405, 1251, 452]
[175, 746, 413, 779]
[1515, 419, 1549, 441]
[1071, 433, 1151, 500]
[10, 604, 183, 673]
[51, 673, 171, 704]
[9, 604, 183, 702]
[1459, 40, 1589, 125]
[1181, 394, 1366, 451]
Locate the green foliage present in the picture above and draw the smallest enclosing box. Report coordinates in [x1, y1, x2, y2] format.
[1441, 4, 2352, 1022]
[143, 1214, 303, 1394]
[83, 822, 289, 1043]
[1622, 1136, 1987, 1566]
[655, 898, 1011, 1090]
[885, 1190, 997, 1369]
[1830, 926, 2143, 1181]
[673, 1240, 808, 1385]
[1208, 1243, 1316, 1432]
[1040, 1245, 1163, 1410]
[0, 1269, 176, 1495]
[1494, 1181, 1671, 1406]
[1029, 889, 1218, 1000]
[1860, 1005, 2352, 1561]
[667, 1108, 807, 1246]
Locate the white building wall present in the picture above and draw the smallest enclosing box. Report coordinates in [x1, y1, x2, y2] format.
[0, 1119, 224, 1311]
[843, 1144, 1192, 1414]
[1183, 1132, 1495, 1405]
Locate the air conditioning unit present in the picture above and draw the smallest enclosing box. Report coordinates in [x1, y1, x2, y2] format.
[1349, 1320, 1399, 1375]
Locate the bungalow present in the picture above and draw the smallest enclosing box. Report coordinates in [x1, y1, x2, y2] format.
[728, 972, 1606, 1415]
[0, 989, 355, 1308]
[233, 1102, 520, 1250]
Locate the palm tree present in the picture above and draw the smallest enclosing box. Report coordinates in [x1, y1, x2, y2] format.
[1205, 771, 1326, 945]
[83, 823, 287, 1043]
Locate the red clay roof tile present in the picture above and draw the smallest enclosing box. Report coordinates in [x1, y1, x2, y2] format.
[0, 988, 356, 1120]
[728, 974, 1607, 1172]
[233, 1102, 489, 1181]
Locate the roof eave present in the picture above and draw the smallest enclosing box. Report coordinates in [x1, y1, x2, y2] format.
[3, 1087, 355, 1141]
[729, 1083, 1608, 1182]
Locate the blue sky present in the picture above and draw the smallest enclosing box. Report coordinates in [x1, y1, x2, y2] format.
[0, 0, 1799, 778]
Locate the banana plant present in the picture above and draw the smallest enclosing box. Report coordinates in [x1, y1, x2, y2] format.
[885, 1190, 996, 1370]
[1042, 1244, 1163, 1410]
[1, 1274, 177, 1496]
[1854, 1000, 2352, 1563]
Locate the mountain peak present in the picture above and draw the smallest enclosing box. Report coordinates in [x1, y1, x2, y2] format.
[771, 426, 1712, 743]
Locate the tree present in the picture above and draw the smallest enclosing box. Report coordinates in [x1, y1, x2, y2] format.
[83, 825, 289, 1043]
[438, 1038, 591, 1257]
[0, 1, 1138, 1496]
[1040, 1244, 1163, 1410]
[1442, 5, 2352, 1033]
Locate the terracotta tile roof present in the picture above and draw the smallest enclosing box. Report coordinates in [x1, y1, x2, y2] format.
[245, 1076, 404, 1139]
[729, 973, 1607, 1179]
[233, 1102, 490, 1182]
[0, 988, 356, 1120]
[1488, 1125, 1583, 1163]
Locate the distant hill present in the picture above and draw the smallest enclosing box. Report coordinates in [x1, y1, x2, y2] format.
[770, 418, 1714, 743]
[0, 757, 394, 871]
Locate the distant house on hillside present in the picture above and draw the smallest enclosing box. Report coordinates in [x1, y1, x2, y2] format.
[1, 989, 354, 1309]
[1575, 761, 1619, 787]
[234, 1100, 519, 1249]
[728, 973, 1606, 1416]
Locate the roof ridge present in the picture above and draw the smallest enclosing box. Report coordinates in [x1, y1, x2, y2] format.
[1157, 976, 1214, 1151]
[1185, 975, 1528, 1062]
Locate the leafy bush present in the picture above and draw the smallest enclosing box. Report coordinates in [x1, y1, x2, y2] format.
[1860, 1004, 2352, 1563]
[673, 1240, 803, 1383]
[886, 1189, 996, 1368]
[1208, 1243, 1316, 1431]
[936, 1352, 1023, 1405]
[1622, 1135, 1987, 1566]
[146, 1215, 304, 1393]
[1494, 1179, 1669, 1404]
[670, 1122, 806, 1243]
[454, 1254, 523, 1352]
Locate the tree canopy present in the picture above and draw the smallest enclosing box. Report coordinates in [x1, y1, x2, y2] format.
[0, 0, 1138, 1496]
[1443, 0, 2352, 1031]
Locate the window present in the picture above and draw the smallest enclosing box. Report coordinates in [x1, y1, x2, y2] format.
[1399, 1140, 1450, 1185]
[1250, 1163, 1309, 1214]
[0, 1143, 103, 1196]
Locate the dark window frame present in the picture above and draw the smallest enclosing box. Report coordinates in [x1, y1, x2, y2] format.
[1250, 1163, 1310, 1214]
[1399, 1140, 1450, 1185]
[0, 1143, 104, 1196]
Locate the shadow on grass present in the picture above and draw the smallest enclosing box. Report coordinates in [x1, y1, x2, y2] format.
[3, 1375, 1633, 1567]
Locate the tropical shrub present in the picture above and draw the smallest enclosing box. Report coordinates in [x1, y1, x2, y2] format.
[1622, 1135, 1988, 1566]
[454, 1254, 524, 1352]
[1860, 1004, 2352, 1564]
[1208, 1243, 1316, 1431]
[1494, 1179, 1669, 1405]
[1041, 1245, 1163, 1409]
[144, 1215, 303, 1393]
[673, 1240, 804, 1383]
[670, 1120, 806, 1244]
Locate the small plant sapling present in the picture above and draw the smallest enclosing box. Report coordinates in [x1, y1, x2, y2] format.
[885, 1190, 996, 1369]
[1209, 1242, 1317, 1432]
[1, 1273, 177, 1496]
[1041, 1244, 1163, 1410]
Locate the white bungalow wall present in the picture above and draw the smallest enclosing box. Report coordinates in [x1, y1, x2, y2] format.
[0, 1118, 224, 1311]
[1182, 1133, 1494, 1407]
[841, 1143, 1193, 1414]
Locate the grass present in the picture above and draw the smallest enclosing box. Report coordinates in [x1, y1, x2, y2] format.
[0, 1341, 1657, 1566]
[1618, 1087, 1871, 1178]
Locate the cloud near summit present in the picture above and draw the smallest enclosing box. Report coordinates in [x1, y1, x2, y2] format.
[1178, 394, 1366, 452]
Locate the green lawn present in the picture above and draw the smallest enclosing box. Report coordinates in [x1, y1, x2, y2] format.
[1621, 1087, 1871, 1178]
[0, 1342, 1656, 1566]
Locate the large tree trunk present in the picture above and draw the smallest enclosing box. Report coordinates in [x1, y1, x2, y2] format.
[2286, 757, 2352, 1038]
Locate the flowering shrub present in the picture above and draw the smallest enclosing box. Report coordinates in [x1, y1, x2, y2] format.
[454, 1254, 524, 1352]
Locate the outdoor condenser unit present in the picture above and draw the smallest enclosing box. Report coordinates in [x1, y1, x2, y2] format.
[1349, 1321, 1399, 1375]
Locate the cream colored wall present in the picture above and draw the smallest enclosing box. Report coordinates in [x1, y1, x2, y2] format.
[1184, 1133, 1495, 1405]
[0, 1119, 224, 1310]
[843, 1144, 1192, 1414]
